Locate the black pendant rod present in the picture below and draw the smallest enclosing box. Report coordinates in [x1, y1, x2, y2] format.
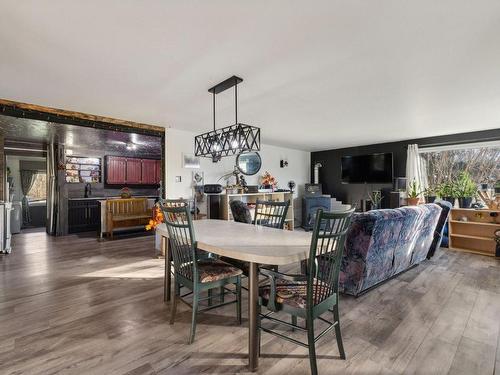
[235, 81, 238, 124]
[213, 91, 216, 132]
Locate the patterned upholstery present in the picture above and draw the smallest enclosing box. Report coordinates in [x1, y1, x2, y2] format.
[197, 259, 243, 283]
[339, 204, 442, 296]
[259, 279, 331, 309]
[230, 200, 253, 224]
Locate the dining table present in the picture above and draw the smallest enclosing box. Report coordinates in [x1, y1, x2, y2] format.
[156, 219, 312, 372]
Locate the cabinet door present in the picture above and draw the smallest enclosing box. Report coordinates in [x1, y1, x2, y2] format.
[155, 159, 162, 184]
[106, 156, 126, 184]
[126, 158, 142, 184]
[141, 159, 157, 184]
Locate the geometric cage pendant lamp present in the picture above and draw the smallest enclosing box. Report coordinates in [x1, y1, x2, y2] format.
[194, 75, 261, 162]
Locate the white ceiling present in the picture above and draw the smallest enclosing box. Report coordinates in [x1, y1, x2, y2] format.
[1, 1, 500, 151]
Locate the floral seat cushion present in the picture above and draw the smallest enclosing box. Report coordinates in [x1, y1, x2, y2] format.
[259, 279, 331, 309]
[197, 259, 243, 283]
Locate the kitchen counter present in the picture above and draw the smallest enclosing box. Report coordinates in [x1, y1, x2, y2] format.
[69, 195, 158, 201]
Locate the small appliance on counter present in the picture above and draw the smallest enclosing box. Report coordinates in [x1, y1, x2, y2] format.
[203, 184, 223, 219]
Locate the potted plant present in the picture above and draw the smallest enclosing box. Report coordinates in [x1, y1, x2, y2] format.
[407, 180, 421, 206]
[437, 182, 455, 205]
[424, 186, 437, 203]
[454, 172, 477, 208]
[120, 187, 132, 198]
[368, 190, 382, 210]
[260, 171, 277, 191]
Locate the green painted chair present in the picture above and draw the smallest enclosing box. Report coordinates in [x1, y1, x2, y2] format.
[160, 199, 188, 303]
[253, 199, 290, 229]
[223, 199, 290, 277]
[258, 208, 354, 375]
[161, 204, 243, 344]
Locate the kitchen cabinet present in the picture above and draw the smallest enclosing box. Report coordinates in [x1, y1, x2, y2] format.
[106, 156, 126, 184]
[126, 158, 142, 184]
[68, 199, 100, 233]
[141, 159, 157, 184]
[105, 156, 161, 185]
[155, 160, 162, 184]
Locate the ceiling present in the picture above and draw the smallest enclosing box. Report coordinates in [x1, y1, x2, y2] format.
[1, 1, 499, 151]
[0, 115, 162, 156]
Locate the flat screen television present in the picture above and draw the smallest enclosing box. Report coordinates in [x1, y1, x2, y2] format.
[341, 152, 393, 184]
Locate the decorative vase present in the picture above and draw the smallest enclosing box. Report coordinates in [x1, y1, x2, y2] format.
[458, 197, 472, 208]
[407, 197, 420, 206]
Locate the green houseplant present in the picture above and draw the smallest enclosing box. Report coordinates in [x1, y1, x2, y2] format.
[454, 172, 477, 208]
[407, 180, 421, 206]
[423, 186, 437, 203]
[437, 182, 455, 205]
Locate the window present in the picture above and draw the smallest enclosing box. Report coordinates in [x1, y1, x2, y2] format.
[28, 173, 47, 202]
[419, 141, 500, 188]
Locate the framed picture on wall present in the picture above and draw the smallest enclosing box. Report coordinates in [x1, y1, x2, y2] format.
[183, 153, 200, 169]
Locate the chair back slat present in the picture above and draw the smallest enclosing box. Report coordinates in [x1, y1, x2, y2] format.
[254, 199, 290, 229]
[160, 200, 198, 283]
[307, 208, 354, 307]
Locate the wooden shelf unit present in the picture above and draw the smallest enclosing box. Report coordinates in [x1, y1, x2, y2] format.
[65, 156, 102, 184]
[221, 191, 294, 230]
[448, 208, 499, 257]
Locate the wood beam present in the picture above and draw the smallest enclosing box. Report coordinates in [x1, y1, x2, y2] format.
[0, 98, 166, 135]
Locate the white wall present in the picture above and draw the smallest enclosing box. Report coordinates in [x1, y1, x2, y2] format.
[165, 128, 311, 223]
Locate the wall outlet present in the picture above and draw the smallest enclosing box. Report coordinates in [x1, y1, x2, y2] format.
[175, 176, 182, 183]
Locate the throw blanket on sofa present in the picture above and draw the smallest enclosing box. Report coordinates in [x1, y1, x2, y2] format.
[339, 204, 442, 296]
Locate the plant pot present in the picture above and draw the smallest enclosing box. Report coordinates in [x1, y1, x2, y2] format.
[443, 197, 455, 205]
[458, 197, 472, 208]
[426, 195, 436, 203]
[407, 197, 420, 206]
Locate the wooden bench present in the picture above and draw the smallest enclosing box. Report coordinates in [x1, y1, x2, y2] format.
[106, 198, 151, 239]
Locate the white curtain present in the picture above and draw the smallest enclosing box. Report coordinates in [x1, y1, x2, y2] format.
[406, 144, 428, 198]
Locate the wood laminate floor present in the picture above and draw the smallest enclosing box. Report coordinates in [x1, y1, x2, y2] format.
[1, 230, 500, 375]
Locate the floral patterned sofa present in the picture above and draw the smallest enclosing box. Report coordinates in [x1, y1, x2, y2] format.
[339, 203, 442, 296]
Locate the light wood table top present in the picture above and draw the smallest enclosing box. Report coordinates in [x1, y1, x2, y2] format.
[157, 219, 313, 372]
[156, 220, 312, 264]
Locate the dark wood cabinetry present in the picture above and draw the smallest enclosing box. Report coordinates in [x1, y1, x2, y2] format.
[68, 199, 100, 233]
[105, 156, 161, 185]
[125, 158, 142, 184]
[141, 159, 157, 184]
[106, 156, 127, 184]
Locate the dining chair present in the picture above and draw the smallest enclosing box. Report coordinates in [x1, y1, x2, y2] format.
[258, 207, 355, 375]
[254, 199, 290, 229]
[161, 204, 243, 344]
[160, 199, 188, 302]
[223, 199, 291, 277]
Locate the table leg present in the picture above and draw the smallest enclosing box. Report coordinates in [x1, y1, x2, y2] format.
[248, 262, 259, 372]
[162, 236, 171, 302]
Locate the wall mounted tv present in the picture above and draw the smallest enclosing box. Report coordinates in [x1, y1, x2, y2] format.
[341, 152, 393, 184]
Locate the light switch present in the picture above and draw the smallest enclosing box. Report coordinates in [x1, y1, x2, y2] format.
[175, 176, 182, 183]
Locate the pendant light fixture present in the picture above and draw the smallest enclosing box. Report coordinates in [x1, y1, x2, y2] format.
[194, 75, 261, 162]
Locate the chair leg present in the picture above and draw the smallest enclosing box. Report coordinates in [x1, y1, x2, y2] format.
[333, 304, 346, 359]
[169, 281, 178, 325]
[236, 278, 242, 325]
[220, 286, 225, 303]
[291, 315, 297, 331]
[189, 291, 199, 344]
[208, 289, 213, 307]
[306, 316, 318, 375]
[257, 305, 262, 357]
